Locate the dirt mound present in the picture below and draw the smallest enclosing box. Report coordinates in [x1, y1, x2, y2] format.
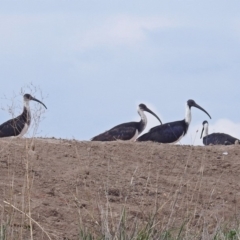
[0, 138, 240, 239]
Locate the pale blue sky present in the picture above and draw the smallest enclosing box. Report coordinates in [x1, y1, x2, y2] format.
[0, 1, 240, 145]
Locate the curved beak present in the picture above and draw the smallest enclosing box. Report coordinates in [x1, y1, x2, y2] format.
[200, 126, 204, 139]
[144, 107, 162, 125]
[192, 102, 211, 119]
[31, 96, 47, 109]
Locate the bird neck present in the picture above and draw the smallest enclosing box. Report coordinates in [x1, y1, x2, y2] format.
[184, 105, 191, 125]
[203, 124, 208, 137]
[23, 100, 31, 125]
[138, 108, 147, 133]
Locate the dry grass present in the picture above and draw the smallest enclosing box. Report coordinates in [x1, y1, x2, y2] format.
[1, 140, 240, 239]
[0, 87, 240, 239]
[0, 86, 48, 240]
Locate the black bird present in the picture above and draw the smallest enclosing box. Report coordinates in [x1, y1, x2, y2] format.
[91, 103, 162, 141]
[201, 120, 240, 145]
[137, 99, 211, 144]
[0, 94, 47, 138]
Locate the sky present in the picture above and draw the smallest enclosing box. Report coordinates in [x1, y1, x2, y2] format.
[0, 0, 240, 145]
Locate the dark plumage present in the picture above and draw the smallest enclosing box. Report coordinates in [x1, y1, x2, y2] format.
[92, 122, 143, 141]
[137, 99, 211, 144]
[137, 120, 188, 143]
[201, 120, 240, 145]
[91, 103, 162, 141]
[0, 94, 47, 138]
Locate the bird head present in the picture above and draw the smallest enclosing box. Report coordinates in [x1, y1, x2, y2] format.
[24, 94, 47, 109]
[187, 99, 211, 119]
[139, 103, 162, 124]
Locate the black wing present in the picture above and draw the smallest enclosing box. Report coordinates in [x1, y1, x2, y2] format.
[91, 122, 138, 141]
[0, 117, 25, 137]
[137, 120, 186, 143]
[203, 133, 240, 145]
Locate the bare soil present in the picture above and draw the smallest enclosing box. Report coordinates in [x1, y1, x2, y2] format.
[0, 138, 240, 239]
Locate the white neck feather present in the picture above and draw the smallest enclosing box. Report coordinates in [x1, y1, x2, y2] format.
[24, 100, 31, 123]
[24, 100, 30, 110]
[138, 108, 147, 130]
[185, 104, 191, 124]
[203, 123, 209, 137]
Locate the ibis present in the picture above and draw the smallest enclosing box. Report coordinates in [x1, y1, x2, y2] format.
[137, 99, 211, 144]
[0, 93, 47, 138]
[91, 103, 162, 141]
[201, 120, 240, 145]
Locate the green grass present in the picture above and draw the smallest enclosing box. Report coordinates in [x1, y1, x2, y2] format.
[78, 227, 240, 240]
[77, 206, 240, 240]
[0, 224, 6, 240]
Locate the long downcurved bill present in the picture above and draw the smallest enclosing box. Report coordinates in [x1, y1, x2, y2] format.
[144, 107, 162, 125]
[193, 103, 211, 119]
[31, 97, 47, 109]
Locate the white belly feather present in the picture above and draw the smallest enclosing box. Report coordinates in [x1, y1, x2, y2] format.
[130, 130, 139, 141]
[18, 123, 29, 137]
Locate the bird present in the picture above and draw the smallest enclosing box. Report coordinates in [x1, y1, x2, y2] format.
[0, 93, 47, 138]
[201, 120, 240, 145]
[91, 103, 162, 141]
[137, 99, 211, 144]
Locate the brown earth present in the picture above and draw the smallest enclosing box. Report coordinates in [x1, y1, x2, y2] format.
[0, 138, 240, 239]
